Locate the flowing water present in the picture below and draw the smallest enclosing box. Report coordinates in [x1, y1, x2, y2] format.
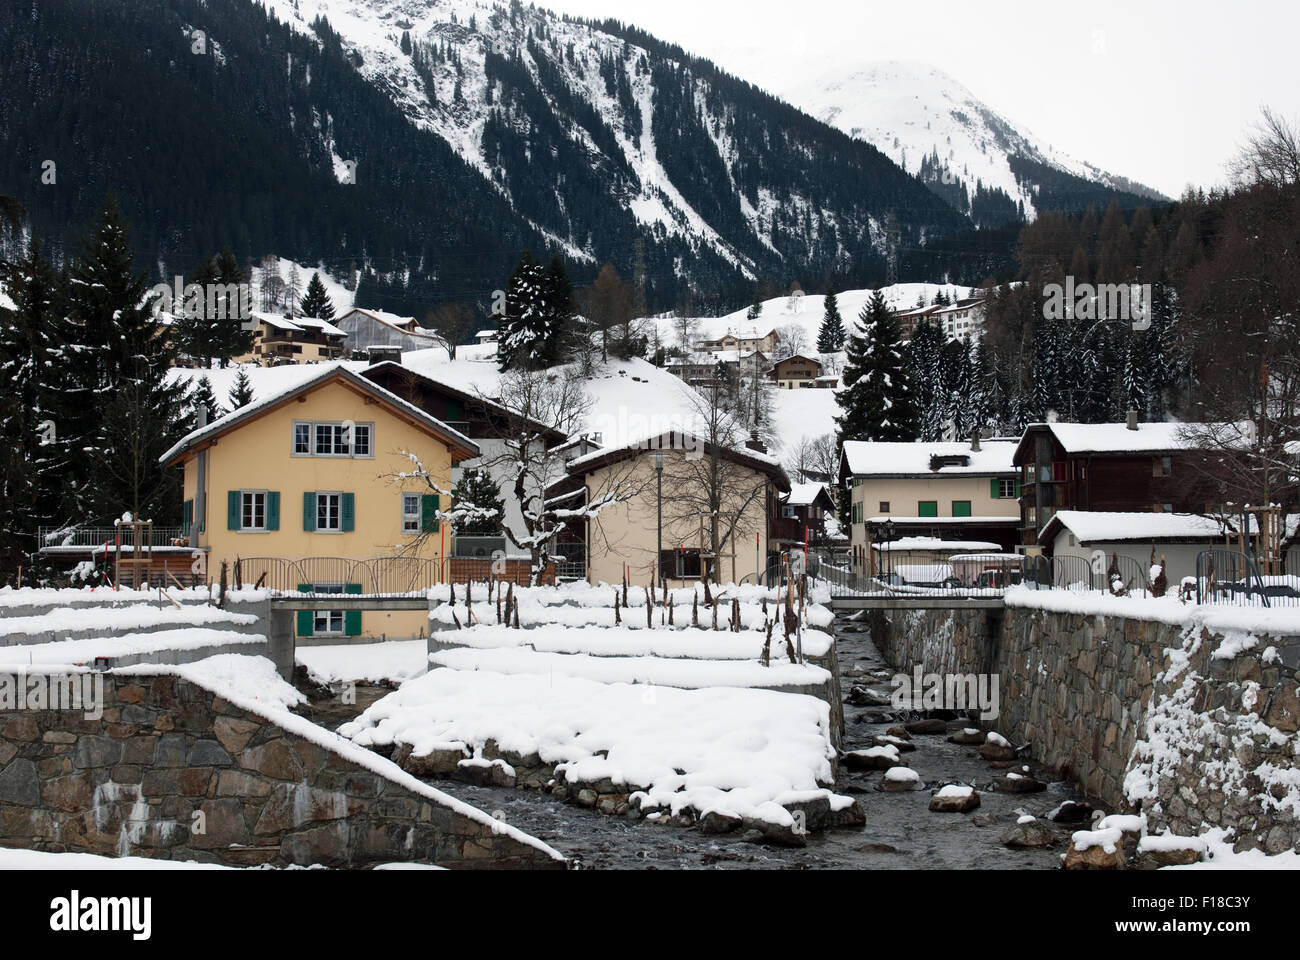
[307, 612, 1092, 869]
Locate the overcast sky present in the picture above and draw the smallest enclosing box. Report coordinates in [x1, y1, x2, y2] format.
[537, 0, 1299, 197]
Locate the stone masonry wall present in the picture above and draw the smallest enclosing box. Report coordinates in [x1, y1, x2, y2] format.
[869, 604, 1300, 854]
[0, 672, 563, 868]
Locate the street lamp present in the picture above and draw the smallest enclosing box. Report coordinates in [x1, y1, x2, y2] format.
[882, 519, 896, 582]
[651, 451, 666, 592]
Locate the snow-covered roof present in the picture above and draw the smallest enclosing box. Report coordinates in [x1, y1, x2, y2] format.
[871, 537, 1000, 552]
[474, 329, 497, 339]
[841, 440, 1017, 477]
[248, 311, 347, 338]
[1044, 511, 1243, 544]
[564, 432, 789, 490]
[770, 354, 822, 368]
[783, 482, 832, 507]
[160, 366, 479, 466]
[338, 307, 418, 328]
[1020, 421, 1212, 458]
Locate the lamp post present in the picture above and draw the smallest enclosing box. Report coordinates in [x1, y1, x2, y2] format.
[882, 518, 896, 582]
[652, 451, 665, 592]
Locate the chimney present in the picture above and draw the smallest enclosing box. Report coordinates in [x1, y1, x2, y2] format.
[1126, 408, 1139, 431]
[970, 428, 981, 452]
[745, 431, 767, 455]
[197, 403, 208, 429]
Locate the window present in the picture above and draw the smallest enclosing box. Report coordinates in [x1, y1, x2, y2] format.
[997, 478, 1017, 499]
[782, 506, 796, 518]
[402, 494, 421, 534]
[879, 501, 890, 513]
[918, 501, 938, 518]
[1154, 456, 1172, 478]
[952, 500, 972, 518]
[293, 420, 374, 458]
[241, 491, 266, 530]
[659, 548, 702, 579]
[317, 492, 342, 532]
[312, 583, 344, 635]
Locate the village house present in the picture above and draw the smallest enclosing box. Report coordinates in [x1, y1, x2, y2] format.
[334, 307, 450, 356]
[159, 366, 478, 640]
[552, 433, 790, 587]
[237, 311, 348, 365]
[697, 326, 782, 354]
[768, 354, 824, 389]
[1012, 417, 1217, 549]
[778, 483, 837, 544]
[839, 437, 1021, 572]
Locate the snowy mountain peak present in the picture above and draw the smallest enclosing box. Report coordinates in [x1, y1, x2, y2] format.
[782, 61, 1166, 222]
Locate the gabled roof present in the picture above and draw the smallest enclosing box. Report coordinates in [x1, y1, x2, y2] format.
[770, 354, 822, 368]
[840, 440, 1017, 479]
[564, 431, 791, 491]
[783, 482, 833, 508]
[1041, 510, 1245, 545]
[248, 311, 347, 338]
[160, 366, 480, 466]
[1012, 421, 1213, 463]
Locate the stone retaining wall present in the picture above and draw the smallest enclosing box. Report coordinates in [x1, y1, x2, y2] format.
[0, 671, 563, 869]
[869, 603, 1300, 854]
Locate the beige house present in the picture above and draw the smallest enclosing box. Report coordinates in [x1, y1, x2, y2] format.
[769, 354, 823, 389]
[555, 433, 791, 586]
[839, 439, 1020, 572]
[160, 366, 478, 639]
[699, 327, 781, 354]
[236, 311, 348, 365]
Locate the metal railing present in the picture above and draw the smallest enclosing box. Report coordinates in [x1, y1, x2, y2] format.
[453, 536, 507, 558]
[37, 525, 190, 549]
[1195, 549, 1299, 607]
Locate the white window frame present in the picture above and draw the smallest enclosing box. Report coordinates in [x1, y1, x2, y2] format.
[292, 420, 375, 459]
[998, 478, 1017, 498]
[292, 421, 311, 456]
[316, 491, 343, 533]
[312, 582, 345, 634]
[401, 493, 421, 535]
[240, 490, 268, 532]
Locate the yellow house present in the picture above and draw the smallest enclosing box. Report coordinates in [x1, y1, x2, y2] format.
[160, 366, 479, 640]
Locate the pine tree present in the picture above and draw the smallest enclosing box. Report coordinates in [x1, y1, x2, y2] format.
[906, 319, 944, 440]
[190, 376, 224, 426]
[227, 367, 255, 410]
[451, 467, 505, 536]
[746, 290, 762, 322]
[939, 338, 973, 439]
[835, 291, 918, 448]
[541, 256, 574, 366]
[0, 237, 73, 564]
[816, 285, 845, 352]
[64, 196, 190, 523]
[299, 271, 335, 321]
[497, 251, 552, 372]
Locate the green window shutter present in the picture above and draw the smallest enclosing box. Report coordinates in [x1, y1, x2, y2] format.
[421, 494, 440, 533]
[303, 492, 316, 532]
[341, 492, 355, 532]
[183, 499, 194, 533]
[990, 478, 1000, 499]
[267, 491, 280, 531]
[918, 501, 938, 518]
[344, 583, 363, 637]
[1014, 480, 1021, 499]
[953, 501, 972, 518]
[447, 400, 462, 421]
[296, 584, 313, 637]
[227, 491, 240, 530]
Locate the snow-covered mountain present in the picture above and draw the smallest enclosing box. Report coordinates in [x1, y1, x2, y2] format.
[782, 62, 1166, 222]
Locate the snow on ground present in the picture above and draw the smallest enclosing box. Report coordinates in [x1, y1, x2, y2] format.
[340, 667, 839, 827]
[0, 604, 258, 638]
[0, 628, 265, 666]
[0, 848, 239, 870]
[1161, 828, 1300, 870]
[427, 622, 832, 660]
[297, 639, 428, 685]
[427, 644, 830, 690]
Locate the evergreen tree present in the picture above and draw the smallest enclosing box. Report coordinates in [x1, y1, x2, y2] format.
[64, 196, 189, 523]
[299, 271, 336, 321]
[541, 256, 574, 365]
[746, 290, 762, 322]
[906, 319, 944, 440]
[0, 237, 73, 565]
[227, 367, 255, 410]
[835, 291, 918, 447]
[451, 467, 505, 536]
[498, 251, 565, 371]
[189, 376, 223, 427]
[939, 338, 973, 439]
[816, 285, 845, 352]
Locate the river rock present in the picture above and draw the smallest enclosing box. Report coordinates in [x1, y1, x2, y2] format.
[576, 788, 598, 807]
[876, 766, 920, 792]
[929, 785, 980, 812]
[1001, 817, 1057, 847]
[1046, 800, 1095, 824]
[947, 728, 984, 745]
[1064, 839, 1127, 869]
[885, 726, 912, 740]
[846, 685, 892, 706]
[1135, 836, 1204, 868]
[904, 718, 947, 735]
[993, 772, 1046, 793]
[699, 811, 743, 834]
[843, 746, 900, 770]
[858, 842, 898, 854]
[873, 734, 916, 752]
[829, 799, 867, 827]
[979, 732, 1018, 761]
[970, 813, 993, 827]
